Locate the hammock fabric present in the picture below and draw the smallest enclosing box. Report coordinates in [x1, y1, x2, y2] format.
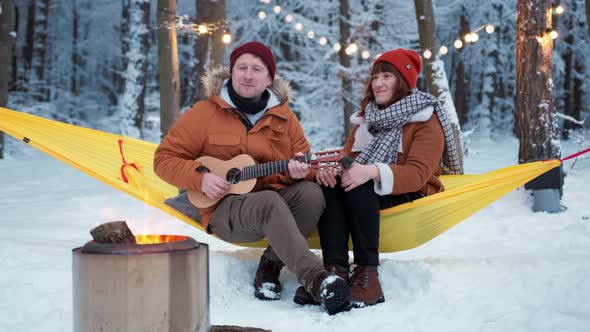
[0, 107, 561, 252]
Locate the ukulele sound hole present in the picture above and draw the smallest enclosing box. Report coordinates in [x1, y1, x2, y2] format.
[226, 168, 242, 184]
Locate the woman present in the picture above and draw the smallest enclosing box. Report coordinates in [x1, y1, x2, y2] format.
[316, 48, 462, 307]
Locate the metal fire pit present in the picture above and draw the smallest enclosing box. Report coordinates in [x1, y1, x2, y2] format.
[72, 235, 209, 332]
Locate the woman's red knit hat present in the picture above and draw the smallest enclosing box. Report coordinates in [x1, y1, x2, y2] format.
[374, 49, 422, 89]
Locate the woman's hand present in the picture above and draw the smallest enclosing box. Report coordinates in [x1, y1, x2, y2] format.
[288, 152, 311, 180]
[316, 167, 339, 187]
[341, 163, 379, 192]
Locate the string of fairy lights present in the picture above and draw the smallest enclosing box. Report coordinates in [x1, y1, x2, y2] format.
[170, 1, 566, 61]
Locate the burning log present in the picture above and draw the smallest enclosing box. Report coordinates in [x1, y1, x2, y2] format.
[89, 221, 136, 244]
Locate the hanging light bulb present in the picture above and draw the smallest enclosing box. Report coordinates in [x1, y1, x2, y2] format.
[345, 43, 358, 55]
[222, 33, 231, 44]
[423, 49, 432, 59]
[307, 31, 315, 39]
[197, 25, 208, 34]
[471, 32, 479, 42]
[294, 23, 303, 31]
[464, 33, 473, 43]
[273, 6, 281, 14]
[333, 42, 341, 51]
[319, 37, 328, 45]
[454, 39, 463, 49]
[361, 50, 370, 59]
[285, 14, 293, 23]
[554, 5, 565, 15]
[259, 0, 271, 3]
[258, 11, 267, 20]
[549, 30, 559, 39]
[439, 45, 448, 55]
[485, 24, 495, 34]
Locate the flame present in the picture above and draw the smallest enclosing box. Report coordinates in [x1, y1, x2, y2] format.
[135, 235, 187, 244]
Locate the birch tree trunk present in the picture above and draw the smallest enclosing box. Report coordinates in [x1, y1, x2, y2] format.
[0, 0, 16, 159]
[414, 0, 464, 172]
[119, 0, 151, 137]
[193, 0, 226, 103]
[339, 0, 355, 140]
[157, 0, 181, 137]
[516, 0, 560, 162]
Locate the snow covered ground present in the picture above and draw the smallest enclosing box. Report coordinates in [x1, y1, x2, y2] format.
[0, 134, 589, 332]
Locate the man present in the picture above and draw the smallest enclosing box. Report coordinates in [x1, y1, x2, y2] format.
[154, 41, 351, 315]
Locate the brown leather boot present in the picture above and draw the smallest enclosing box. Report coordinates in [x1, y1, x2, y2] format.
[326, 264, 350, 283]
[293, 265, 349, 306]
[253, 255, 284, 300]
[303, 269, 352, 315]
[349, 265, 385, 307]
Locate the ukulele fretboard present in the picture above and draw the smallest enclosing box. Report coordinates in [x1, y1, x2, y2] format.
[240, 154, 309, 180]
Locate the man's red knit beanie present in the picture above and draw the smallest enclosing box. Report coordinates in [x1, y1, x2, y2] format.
[374, 49, 422, 89]
[229, 41, 276, 80]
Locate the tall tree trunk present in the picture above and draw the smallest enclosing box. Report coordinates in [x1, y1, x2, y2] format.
[193, 0, 226, 103]
[516, 0, 560, 163]
[11, 5, 19, 90]
[0, 0, 16, 159]
[119, 0, 151, 137]
[30, 0, 50, 101]
[157, 0, 181, 138]
[23, 1, 35, 84]
[71, 0, 80, 96]
[560, 0, 573, 139]
[563, 0, 583, 137]
[339, 0, 354, 141]
[453, 12, 471, 126]
[570, 53, 584, 132]
[120, 0, 131, 95]
[414, 0, 464, 171]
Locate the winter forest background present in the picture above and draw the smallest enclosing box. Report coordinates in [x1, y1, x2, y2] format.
[0, 0, 589, 155]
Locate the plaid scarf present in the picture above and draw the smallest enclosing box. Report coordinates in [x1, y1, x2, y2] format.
[355, 90, 463, 175]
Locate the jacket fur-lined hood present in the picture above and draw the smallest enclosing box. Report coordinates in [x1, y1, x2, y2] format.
[201, 66, 292, 104]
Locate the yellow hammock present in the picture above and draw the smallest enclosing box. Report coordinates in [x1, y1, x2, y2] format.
[0, 107, 560, 252]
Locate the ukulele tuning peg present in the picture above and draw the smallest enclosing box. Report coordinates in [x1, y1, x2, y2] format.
[341, 156, 354, 169]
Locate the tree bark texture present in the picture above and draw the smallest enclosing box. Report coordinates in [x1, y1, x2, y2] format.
[157, 0, 181, 138]
[193, 0, 226, 102]
[414, 0, 464, 172]
[516, 0, 560, 163]
[339, 0, 355, 141]
[0, 0, 16, 159]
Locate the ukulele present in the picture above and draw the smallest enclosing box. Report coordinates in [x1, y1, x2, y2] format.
[187, 150, 353, 208]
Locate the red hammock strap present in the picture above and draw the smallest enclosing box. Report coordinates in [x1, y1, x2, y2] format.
[560, 147, 590, 162]
[118, 139, 140, 183]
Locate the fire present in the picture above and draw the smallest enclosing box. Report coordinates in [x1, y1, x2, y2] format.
[135, 235, 187, 244]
